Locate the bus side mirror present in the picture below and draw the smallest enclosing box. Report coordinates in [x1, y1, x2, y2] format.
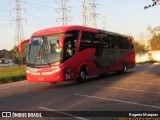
[59, 34, 73, 48]
[19, 39, 30, 53]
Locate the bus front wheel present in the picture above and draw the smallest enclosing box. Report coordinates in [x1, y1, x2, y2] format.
[77, 67, 86, 83]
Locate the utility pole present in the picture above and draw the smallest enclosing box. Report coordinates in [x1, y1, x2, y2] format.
[10, 0, 26, 65]
[82, 0, 98, 28]
[56, 0, 72, 26]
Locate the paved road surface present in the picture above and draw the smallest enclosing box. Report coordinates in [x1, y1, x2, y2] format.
[0, 64, 160, 120]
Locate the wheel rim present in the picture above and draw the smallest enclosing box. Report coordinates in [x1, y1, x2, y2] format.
[80, 70, 86, 81]
[124, 65, 127, 72]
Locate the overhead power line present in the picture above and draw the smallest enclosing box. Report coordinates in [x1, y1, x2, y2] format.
[11, 0, 54, 8]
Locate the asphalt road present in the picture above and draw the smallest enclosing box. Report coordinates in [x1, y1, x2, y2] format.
[0, 63, 160, 120]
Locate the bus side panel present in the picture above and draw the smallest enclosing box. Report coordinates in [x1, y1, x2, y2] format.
[62, 54, 83, 81]
[115, 51, 135, 72]
[125, 52, 135, 69]
[94, 50, 135, 74]
[75, 48, 97, 76]
[119, 48, 135, 68]
[95, 48, 119, 68]
[60, 48, 97, 80]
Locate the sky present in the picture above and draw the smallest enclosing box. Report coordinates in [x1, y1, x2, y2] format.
[0, 0, 160, 50]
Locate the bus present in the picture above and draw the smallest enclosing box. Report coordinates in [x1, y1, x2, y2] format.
[19, 25, 135, 83]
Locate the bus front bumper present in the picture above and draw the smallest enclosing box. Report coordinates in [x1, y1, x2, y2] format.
[26, 71, 65, 82]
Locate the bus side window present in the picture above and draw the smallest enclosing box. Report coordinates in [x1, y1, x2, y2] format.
[130, 40, 134, 49]
[104, 36, 110, 48]
[63, 36, 76, 61]
[115, 36, 119, 49]
[111, 36, 119, 49]
[108, 36, 113, 48]
[67, 41, 72, 56]
[94, 33, 103, 57]
[119, 37, 125, 49]
[80, 32, 92, 51]
[124, 38, 128, 49]
[128, 38, 134, 49]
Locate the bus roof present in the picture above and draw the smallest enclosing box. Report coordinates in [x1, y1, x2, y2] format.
[31, 25, 98, 37]
[102, 30, 133, 39]
[31, 25, 133, 39]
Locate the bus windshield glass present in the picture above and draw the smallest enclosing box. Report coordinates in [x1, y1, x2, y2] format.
[27, 34, 63, 66]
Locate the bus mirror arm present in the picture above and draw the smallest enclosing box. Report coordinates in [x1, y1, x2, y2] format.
[19, 39, 30, 53]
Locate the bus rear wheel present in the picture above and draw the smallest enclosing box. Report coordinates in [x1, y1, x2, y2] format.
[77, 67, 86, 83]
[122, 63, 127, 74]
[116, 63, 127, 74]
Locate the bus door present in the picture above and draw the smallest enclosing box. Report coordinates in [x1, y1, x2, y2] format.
[79, 31, 97, 76]
[62, 33, 79, 80]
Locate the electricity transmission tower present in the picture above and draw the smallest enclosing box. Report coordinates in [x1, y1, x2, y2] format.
[56, 0, 72, 26]
[82, 0, 98, 28]
[102, 16, 107, 30]
[10, 0, 26, 64]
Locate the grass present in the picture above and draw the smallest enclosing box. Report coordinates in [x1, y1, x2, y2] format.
[0, 66, 26, 84]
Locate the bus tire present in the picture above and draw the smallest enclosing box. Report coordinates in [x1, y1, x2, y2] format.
[77, 67, 87, 83]
[122, 63, 127, 74]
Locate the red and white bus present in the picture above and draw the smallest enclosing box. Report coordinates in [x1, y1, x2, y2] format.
[19, 25, 135, 83]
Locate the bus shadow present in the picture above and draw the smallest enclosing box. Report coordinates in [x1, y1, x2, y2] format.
[85, 71, 133, 83]
[49, 71, 134, 88]
[49, 81, 77, 88]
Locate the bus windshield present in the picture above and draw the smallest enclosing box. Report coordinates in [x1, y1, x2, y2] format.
[27, 34, 63, 67]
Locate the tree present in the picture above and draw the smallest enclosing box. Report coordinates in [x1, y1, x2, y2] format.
[147, 26, 160, 36]
[4, 50, 13, 59]
[133, 41, 145, 53]
[147, 26, 160, 50]
[0, 50, 4, 58]
[150, 36, 160, 50]
[12, 43, 28, 65]
[0, 49, 9, 58]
